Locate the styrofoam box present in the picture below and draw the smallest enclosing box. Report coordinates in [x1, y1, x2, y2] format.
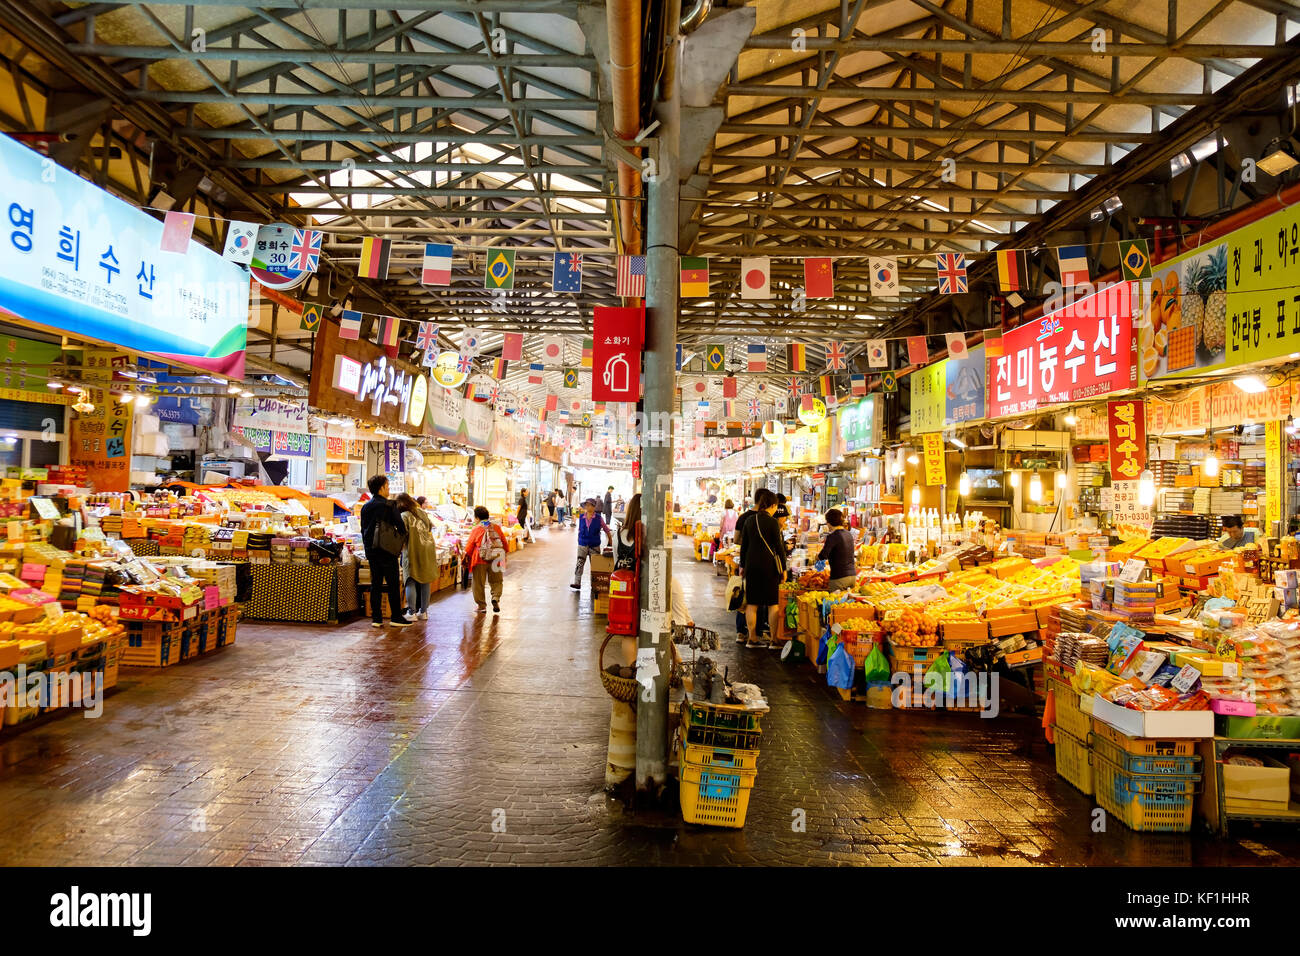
[1091, 694, 1214, 738]
[135, 412, 161, 434]
[166, 435, 200, 451]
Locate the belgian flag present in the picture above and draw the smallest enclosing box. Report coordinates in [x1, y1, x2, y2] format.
[359, 237, 391, 280]
[787, 343, 806, 372]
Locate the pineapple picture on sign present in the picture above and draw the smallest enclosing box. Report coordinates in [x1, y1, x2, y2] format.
[1141, 242, 1227, 380]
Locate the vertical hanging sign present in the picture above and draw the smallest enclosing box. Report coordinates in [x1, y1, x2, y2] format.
[922, 433, 945, 486]
[1106, 399, 1146, 481]
[69, 348, 133, 492]
[590, 306, 644, 403]
[1266, 420, 1282, 533]
[383, 439, 406, 495]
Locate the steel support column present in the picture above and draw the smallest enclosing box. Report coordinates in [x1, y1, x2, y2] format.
[636, 0, 682, 797]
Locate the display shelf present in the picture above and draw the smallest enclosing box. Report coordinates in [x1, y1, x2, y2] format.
[1211, 737, 1300, 836]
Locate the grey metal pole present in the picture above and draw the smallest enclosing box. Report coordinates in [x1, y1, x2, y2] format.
[636, 1, 682, 797]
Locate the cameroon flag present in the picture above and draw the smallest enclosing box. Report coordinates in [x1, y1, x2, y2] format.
[680, 256, 709, 297]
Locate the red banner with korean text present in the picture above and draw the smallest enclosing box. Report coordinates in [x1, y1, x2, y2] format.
[988, 282, 1138, 418]
[1107, 399, 1146, 481]
[591, 306, 644, 403]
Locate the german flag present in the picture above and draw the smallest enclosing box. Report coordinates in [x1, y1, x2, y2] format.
[787, 343, 806, 372]
[359, 237, 392, 279]
[984, 328, 1004, 358]
[490, 357, 508, 380]
[995, 249, 1026, 293]
[819, 374, 834, 397]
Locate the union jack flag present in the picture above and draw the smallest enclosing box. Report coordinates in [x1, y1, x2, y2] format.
[787, 377, 803, 398]
[936, 253, 968, 294]
[290, 228, 322, 272]
[456, 352, 473, 374]
[826, 340, 846, 370]
[489, 385, 500, 404]
[748, 398, 762, 417]
[415, 321, 438, 351]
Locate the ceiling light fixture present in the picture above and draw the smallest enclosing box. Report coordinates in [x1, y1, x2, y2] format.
[1234, 374, 1268, 394]
[1257, 140, 1299, 177]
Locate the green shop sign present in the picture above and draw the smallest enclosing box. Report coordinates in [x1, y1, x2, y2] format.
[838, 396, 877, 452]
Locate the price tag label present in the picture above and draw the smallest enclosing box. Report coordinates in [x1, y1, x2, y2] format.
[1170, 664, 1201, 694]
[43, 602, 64, 621]
[1118, 559, 1146, 583]
[30, 498, 61, 521]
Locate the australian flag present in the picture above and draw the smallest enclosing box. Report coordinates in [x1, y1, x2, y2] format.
[553, 252, 582, 293]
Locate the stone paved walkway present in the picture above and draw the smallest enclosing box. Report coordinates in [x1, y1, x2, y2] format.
[0, 528, 1297, 865]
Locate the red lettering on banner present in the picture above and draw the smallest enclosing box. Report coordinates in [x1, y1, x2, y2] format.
[988, 282, 1138, 418]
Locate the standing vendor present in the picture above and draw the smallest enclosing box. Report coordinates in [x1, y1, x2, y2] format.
[1218, 515, 1255, 550]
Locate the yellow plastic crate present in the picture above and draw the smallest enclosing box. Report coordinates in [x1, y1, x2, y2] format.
[678, 751, 756, 828]
[1050, 679, 1090, 740]
[1053, 728, 1093, 796]
[1091, 718, 1196, 756]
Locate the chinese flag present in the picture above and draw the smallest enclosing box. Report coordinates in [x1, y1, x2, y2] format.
[804, 258, 833, 298]
[501, 332, 524, 361]
[722, 376, 737, 398]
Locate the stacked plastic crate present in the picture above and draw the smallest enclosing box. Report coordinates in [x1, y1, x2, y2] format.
[676, 700, 763, 828]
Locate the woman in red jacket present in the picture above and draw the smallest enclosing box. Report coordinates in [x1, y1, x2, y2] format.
[464, 505, 509, 613]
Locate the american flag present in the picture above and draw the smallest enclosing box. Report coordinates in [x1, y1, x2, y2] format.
[616, 255, 646, 297]
[291, 229, 322, 272]
[415, 321, 438, 351]
[936, 253, 968, 294]
[787, 377, 803, 398]
[826, 341, 846, 370]
[456, 352, 473, 374]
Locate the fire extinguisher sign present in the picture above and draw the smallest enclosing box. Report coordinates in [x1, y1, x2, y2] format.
[590, 306, 644, 403]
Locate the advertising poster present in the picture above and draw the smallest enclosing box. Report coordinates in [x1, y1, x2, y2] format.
[0, 133, 250, 377]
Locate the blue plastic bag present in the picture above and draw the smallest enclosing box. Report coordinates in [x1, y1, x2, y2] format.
[817, 626, 831, 666]
[827, 644, 854, 689]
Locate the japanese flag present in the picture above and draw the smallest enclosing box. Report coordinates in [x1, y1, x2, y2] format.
[543, 336, 565, 363]
[740, 257, 770, 299]
[946, 332, 969, 359]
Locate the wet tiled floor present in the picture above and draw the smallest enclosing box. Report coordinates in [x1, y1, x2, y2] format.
[1, 530, 1298, 865]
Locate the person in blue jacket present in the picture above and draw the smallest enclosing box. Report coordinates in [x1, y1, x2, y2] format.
[571, 498, 613, 591]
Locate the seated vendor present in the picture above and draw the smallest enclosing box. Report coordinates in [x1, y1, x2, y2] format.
[1218, 515, 1255, 550]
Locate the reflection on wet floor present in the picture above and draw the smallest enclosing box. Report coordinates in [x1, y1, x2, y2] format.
[0, 527, 1295, 865]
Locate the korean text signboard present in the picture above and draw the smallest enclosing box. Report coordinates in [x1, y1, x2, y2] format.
[1107, 400, 1146, 480]
[0, 334, 68, 405]
[945, 343, 986, 424]
[1112, 480, 1153, 536]
[1143, 202, 1300, 381]
[0, 133, 250, 377]
[309, 319, 429, 432]
[989, 282, 1138, 418]
[1266, 420, 1281, 531]
[69, 348, 133, 492]
[590, 306, 643, 403]
[230, 427, 312, 458]
[922, 433, 945, 486]
[1145, 380, 1296, 434]
[910, 360, 946, 434]
[837, 396, 877, 452]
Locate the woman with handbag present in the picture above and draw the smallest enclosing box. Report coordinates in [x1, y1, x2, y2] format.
[395, 493, 439, 620]
[739, 488, 784, 648]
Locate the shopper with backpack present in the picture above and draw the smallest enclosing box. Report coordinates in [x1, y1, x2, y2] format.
[465, 505, 508, 613]
[395, 493, 439, 620]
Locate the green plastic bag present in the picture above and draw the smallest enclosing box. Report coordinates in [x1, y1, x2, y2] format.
[862, 643, 890, 684]
[785, 599, 798, 629]
[925, 650, 952, 695]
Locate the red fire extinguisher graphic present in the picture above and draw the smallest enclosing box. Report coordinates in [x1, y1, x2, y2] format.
[603, 352, 630, 397]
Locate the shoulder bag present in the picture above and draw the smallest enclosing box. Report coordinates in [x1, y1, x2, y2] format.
[375, 510, 408, 556]
[758, 516, 785, 578]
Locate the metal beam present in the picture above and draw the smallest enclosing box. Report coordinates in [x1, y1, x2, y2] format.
[724, 84, 1217, 106]
[741, 36, 1286, 59]
[126, 90, 599, 110]
[69, 45, 594, 68]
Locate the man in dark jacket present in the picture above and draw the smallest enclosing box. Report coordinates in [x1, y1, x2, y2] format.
[360, 474, 414, 628]
[603, 486, 614, 524]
